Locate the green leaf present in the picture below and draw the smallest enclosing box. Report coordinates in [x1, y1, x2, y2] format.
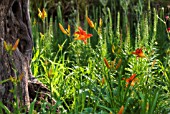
[28, 97, 37, 114]
[0, 102, 11, 114]
[149, 91, 159, 114]
[32, 49, 40, 62]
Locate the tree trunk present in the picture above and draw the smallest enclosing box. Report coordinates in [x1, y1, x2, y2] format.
[0, 0, 33, 111]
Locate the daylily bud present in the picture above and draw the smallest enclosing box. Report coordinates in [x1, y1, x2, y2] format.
[99, 18, 103, 27]
[86, 16, 95, 28]
[103, 58, 110, 69]
[59, 23, 70, 36]
[12, 39, 20, 51]
[118, 105, 124, 114]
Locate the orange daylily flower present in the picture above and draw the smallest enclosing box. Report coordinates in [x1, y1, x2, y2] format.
[130, 78, 138, 86]
[125, 74, 137, 87]
[118, 105, 124, 114]
[38, 8, 47, 20]
[126, 74, 136, 83]
[86, 16, 94, 28]
[74, 27, 93, 44]
[132, 48, 145, 57]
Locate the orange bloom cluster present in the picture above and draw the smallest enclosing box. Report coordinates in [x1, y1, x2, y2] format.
[74, 27, 93, 44]
[132, 48, 145, 58]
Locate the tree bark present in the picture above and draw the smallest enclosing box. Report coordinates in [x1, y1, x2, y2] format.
[0, 0, 33, 111]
